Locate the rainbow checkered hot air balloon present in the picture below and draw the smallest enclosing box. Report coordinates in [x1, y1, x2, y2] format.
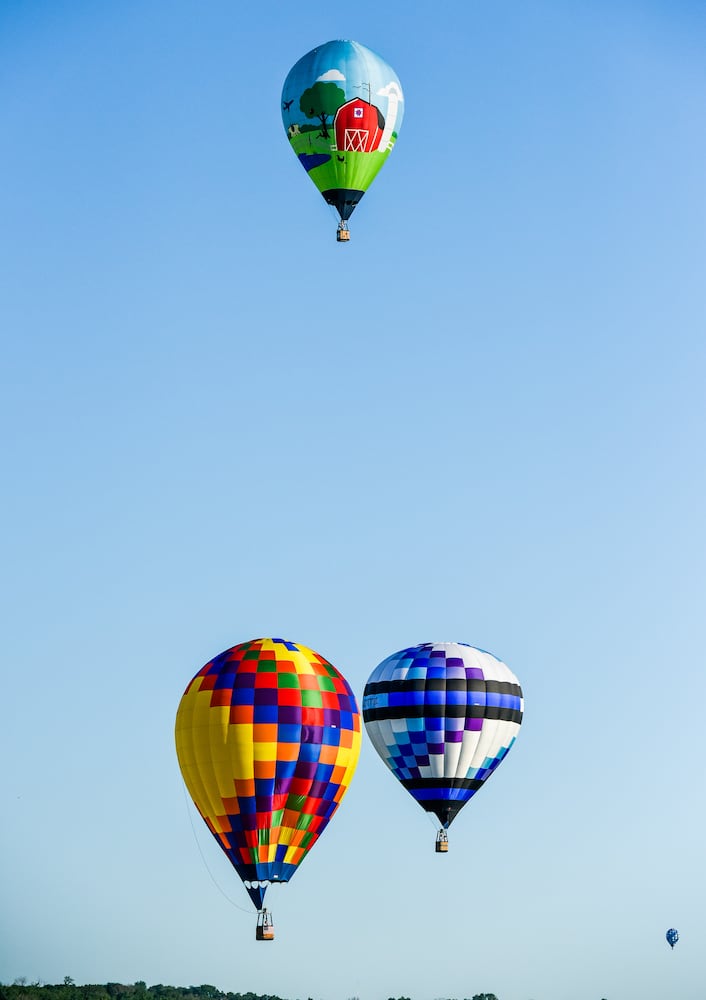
[175, 638, 361, 937]
[363, 642, 523, 852]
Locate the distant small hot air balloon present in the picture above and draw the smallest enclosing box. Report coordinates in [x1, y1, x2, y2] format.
[666, 928, 679, 949]
[363, 642, 523, 852]
[281, 39, 404, 241]
[175, 638, 361, 939]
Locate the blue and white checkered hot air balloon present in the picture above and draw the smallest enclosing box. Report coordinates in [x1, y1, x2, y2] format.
[362, 642, 523, 851]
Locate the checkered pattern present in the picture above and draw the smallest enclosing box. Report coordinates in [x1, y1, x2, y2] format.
[362, 642, 523, 828]
[175, 638, 361, 910]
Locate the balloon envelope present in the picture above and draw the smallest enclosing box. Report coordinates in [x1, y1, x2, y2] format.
[666, 928, 679, 948]
[175, 637, 361, 909]
[282, 39, 404, 222]
[363, 642, 523, 828]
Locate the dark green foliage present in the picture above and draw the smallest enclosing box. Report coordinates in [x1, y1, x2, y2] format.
[0, 986, 288, 1000]
[1, 986, 502, 1000]
[298, 82, 345, 138]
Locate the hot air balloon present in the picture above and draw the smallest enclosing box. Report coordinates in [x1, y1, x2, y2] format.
[666, 928, 679, 949]
[175, 637, 361, 939]
[363, 642, 523, 852]
[281, 39, 404, 241]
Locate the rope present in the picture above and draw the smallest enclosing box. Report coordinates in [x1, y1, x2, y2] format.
[180, 779, 253, 916]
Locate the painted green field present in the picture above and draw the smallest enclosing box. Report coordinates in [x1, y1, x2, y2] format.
[287, 127, 397, 194]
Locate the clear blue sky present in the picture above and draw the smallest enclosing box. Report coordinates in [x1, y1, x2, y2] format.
[2, 2, 705, 999]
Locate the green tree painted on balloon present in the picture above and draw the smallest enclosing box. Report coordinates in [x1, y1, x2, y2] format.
[299, 82, 345, 139]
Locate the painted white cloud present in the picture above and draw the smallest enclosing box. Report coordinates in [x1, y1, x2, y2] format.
[377, 82, 404, 100]
[316, 69, 346, 82]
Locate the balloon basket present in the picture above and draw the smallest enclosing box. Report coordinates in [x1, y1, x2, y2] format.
[256, 908, 275, 941]
[336, 222, 350, 242]
[435, 829, 449, 853]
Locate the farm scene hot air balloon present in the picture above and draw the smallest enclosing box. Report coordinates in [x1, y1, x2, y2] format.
[281, 40, 403, 240]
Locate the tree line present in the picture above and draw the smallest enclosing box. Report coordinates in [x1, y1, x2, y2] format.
[0, 984, 499, 1000]
[0, 984, 285, 1000]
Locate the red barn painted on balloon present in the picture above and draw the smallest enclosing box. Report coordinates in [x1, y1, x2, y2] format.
[334, 98, 385, 153]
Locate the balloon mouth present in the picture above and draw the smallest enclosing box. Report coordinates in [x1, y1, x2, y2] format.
[323, 188, 365, 221]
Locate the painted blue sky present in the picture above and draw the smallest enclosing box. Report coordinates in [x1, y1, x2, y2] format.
[1, 2, 705, 1000]
[281, 40, 404, 138]
[283, 40, 401, 100]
